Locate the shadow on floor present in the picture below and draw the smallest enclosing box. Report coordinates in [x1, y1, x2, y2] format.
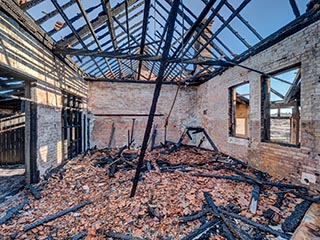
[0, 165, 25, 203]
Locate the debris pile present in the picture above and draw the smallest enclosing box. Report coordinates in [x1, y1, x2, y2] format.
[0, 146, 318, 239]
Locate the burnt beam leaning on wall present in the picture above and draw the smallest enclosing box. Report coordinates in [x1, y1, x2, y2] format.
[130, 0, 181, 198]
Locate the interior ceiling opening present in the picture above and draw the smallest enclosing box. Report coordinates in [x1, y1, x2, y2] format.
[7, 0, 315, 84]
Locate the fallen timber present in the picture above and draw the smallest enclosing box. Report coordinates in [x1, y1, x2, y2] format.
[0, 199, 29, 225]
[181, 219, 221, 240]
[204, 192, 236, 240]
[107, 230, 148, 240]
[219, 208, 292, 239]
[23, 201, 93, 232]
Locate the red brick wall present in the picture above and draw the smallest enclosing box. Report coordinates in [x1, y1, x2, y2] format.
[88, 82, 199, 148]
[197, 20, 320, 190]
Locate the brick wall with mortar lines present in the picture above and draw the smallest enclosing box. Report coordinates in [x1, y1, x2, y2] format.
[197, 20, 320, 190]
[0, 12, 89, 175]
[88, 82, 200, 148]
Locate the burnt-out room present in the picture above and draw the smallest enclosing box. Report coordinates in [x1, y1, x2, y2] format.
[0, 0, 319, 239]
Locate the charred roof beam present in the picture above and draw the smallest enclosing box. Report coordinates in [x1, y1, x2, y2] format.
[50, 0, 105, 77]
[136, 0, 151, 80]
[194, 0, 251, 59]
[76, 0, 115, 78]
[289, 0, 301, 18]
[56, 0, 139, 48]
[101, 0, 124, 78]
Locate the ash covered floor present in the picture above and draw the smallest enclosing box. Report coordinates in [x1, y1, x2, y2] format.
[0, 146, 318, 239]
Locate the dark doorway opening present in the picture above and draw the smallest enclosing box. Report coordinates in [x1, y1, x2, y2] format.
[0, 74, 26, 202]
[62, 93, 83, 160]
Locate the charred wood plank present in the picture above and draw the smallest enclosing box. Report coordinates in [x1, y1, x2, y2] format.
[219, 208, 291, 239]
[204, 192, 236, 240]
[193, 173, 307, 191]
[108, 164, 117, 178]
[249, 172, 262, 214]
[227, 221, 252, 240]
[23, 201, 93, 232]
[292, 191, 320, 203]
[282, 200, 312, 233]
[181, 219, 221, 240]
[151, 125, 158, 150]
[263, 192, 285, 221]
[193, 174, 255, 184]
[108, 123, 115, 148]
[0, 199, 29, 224]
[71, 230, 87, 240]
[180, 208, 211, 222]
[106, 230, 147, 240]
[202, 129, 219, 152]
[28, 184, 41, 200]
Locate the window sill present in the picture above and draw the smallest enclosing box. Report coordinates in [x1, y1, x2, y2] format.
[228, 136, 249, 146]
[261, 140, 300, 148]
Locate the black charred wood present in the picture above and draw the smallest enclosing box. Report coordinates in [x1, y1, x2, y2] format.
[108, 164, 117, 178]
[249, 172, 262, 214]
[181, 219, 221, 240]
[282, 200, 312, 233]
[23, 201, 93, 232]
[193, 174, 256, 184]
[180, 208, 211, 222]
[106, 230, 147, 240]
[28, 184, 41, 200]
[204, 192, 236, 240]
[0, 199, 29, 225]
[71, 230, 87, 240]
[219, 208, 291, 239]
[263, 192, 285, 221]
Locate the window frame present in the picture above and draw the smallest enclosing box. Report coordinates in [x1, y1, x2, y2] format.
[229, 82, 250, 139]
[260, 65, 301, 147]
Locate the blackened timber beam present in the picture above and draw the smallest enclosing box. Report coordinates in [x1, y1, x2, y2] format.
[54, 48, 163, 61]
[165, 0, 223, 56]
[125, 0, 134, 76]
[172, 0, 217, 58]
[202, 0, 251, 48]
[35, 0, 77, 25]
[224, 1, 263, 41]
[56, 0, 139, 48]
[76, 0, 115, 77]
[70, 6, 144, 51]
[19, 0, 46, 10]
[0, 0, 86, 77]
[102, 0, 124, 78]
[289, 0, 301, 18]
[136, 0, 151, 80]
[50, 0, 104, 76]
[130, 0, 181, 197]
[194, 0, 251, 58]
[162, 0, 225, 79]
[119, 41, 160, 52]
